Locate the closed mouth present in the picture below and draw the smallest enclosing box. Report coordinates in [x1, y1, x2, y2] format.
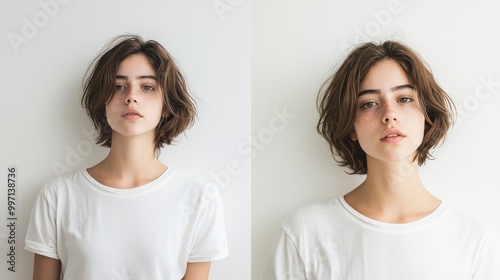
[384, 133, 400, 138]
[122, 110, 142, 117]
[380, 129, 405, 140]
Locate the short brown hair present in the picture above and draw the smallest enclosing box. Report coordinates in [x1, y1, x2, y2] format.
[317, 41, 454, 174]
[82, 34, 196, 149]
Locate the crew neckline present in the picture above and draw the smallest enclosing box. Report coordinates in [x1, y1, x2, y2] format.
[337, 195, 448, 233]
[81, 167, 174, 197]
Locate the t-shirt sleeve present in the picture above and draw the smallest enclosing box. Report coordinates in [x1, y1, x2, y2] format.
[188, 185, 228, 262]
[472, 227, 500, 279]
[24, 184, 59, 260]
[263, 227, 307, 280]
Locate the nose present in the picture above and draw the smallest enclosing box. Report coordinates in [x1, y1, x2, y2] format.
[381, 103, 397, 124]
[383, 116, 397, 124]
[124, 89, 138, 104]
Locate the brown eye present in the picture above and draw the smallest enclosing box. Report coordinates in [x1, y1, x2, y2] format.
[115, 85, 126, 91]
[400, 97, 413, 103]
[360, 101, 377, 109]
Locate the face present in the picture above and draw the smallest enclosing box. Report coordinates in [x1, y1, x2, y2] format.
[351, 59, 425, 165]
[105, 53, 164, 143]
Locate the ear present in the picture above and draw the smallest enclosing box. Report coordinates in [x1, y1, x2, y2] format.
[350, 131, 357, 141]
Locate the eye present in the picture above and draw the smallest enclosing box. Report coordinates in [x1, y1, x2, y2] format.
[360, 101, 378, 109]
[115, 84, 126, 91]
[399, 97, 414, 103]
[143, 85, 155, 91]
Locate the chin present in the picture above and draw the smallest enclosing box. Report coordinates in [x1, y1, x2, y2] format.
[369, 153, 417, 165]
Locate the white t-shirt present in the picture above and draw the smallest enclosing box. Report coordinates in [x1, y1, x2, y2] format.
[264, 196, 500, 280]
[25, 168, 228, 280]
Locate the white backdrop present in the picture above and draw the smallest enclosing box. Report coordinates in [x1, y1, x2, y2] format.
[0, 0, 250, 279]
[252, 0, 500, 278]
[2, 0, 500, 279]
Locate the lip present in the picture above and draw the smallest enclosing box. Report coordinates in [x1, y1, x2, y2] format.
[121, 109, 143, 120]
[380, 128, 406, 143]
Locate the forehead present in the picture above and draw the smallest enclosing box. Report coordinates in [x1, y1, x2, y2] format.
[360, 59, 411, 90]
[116, 53, 156, 75]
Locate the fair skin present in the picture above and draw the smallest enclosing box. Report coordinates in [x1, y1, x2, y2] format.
[33, 54, 210, 280]
[344, 59, 441, 223]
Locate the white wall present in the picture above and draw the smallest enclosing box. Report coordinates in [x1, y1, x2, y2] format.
[252, 0, 500, 278]
[0, 0, 250, 279]
[2, 0, 499, 279]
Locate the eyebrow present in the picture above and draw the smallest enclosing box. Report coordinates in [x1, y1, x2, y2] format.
[358, 84, 415, 96]
[115, 75, 157, 81]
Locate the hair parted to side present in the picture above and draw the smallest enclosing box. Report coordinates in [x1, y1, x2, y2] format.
[81, 34, 197, 150]
[317, 41, 455, 174]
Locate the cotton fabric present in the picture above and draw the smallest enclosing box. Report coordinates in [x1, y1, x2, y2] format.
[25, 168, 228, 280]
[264, 196, 500, 280]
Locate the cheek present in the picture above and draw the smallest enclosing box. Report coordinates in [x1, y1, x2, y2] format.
[105, 94, 119, 107]
[104, 103, 111, 117]
[418, 117, 426, 139]
[354, 113, 374, 131]
[411, 109, 426, 130]
[146, 96, 165, 122]
[154, 98, 165, 116]
[407, 110, 426, 145]
[156, 94, 167, 116]
[104, 101, 115, 116]
[352, 114, 371, 142]
[104, 95, 122, 119]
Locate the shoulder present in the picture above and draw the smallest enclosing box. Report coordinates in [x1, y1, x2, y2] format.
[442, 203, 490, 230]
[167, 169, 222, 209]
[39, 170, 87, 195]
[30, 170, 88, 211]
[442, 203, 499, 241]
[443, 203, 500, 272]
[169, 170, 219, 194]
[437, 202, 500, 261]
[281, 197, 345, 236]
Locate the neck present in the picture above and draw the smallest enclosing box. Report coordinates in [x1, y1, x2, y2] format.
[344, 156, 440, 223]
[365, 156, 423, 194]
[106, 136, 157, 174]
[88, 132, 167, 189]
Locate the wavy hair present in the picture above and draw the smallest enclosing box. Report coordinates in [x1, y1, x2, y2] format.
[81, 34, 197, 150]
[317, 41, 454, 174]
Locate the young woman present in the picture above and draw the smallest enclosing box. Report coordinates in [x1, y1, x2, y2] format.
[264, 41, 500, 279]
[25, 35, 228, 280]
